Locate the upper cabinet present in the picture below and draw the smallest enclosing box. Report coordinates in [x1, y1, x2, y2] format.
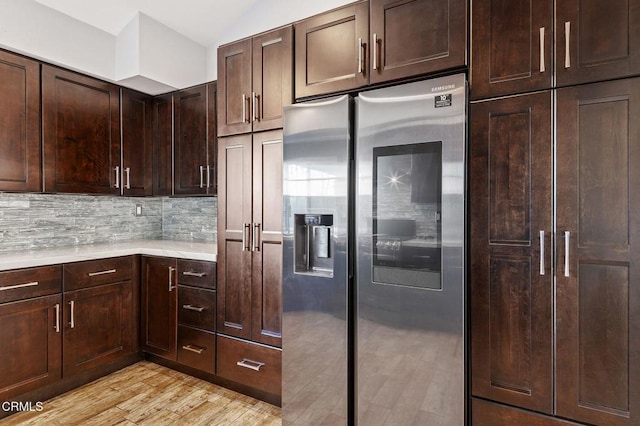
[0, 50, 41, 192]
[42, 65, 120, 194]
[369, 0, 467, 84]
[121, 89, 153, 196]
[218, 26, 293, 136]
[295, 2, 369, 99]
[152, 93, 173, 196]
[174, 83, 217, 195]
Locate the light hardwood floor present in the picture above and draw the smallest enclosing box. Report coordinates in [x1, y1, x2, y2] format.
[0, 361, 282, 425]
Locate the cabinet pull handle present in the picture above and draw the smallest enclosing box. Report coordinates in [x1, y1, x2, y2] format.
[88, 269, 116, 277]
[372, 33, 378, 70]
[125, 167, 131, 189]
[241, 94, 247, 123]
[69, 300, 75, 329]
[114, 166, 120, 189]
[564, 231, 570, 277]
[252, 223, 260, 252]
[183, 271, 206, 277]
[0, 281, 38, 291]
[237, 358, 265, 371]
[182, 304, 205, 312]
[357, 37, 363, 73]
[206, 165, 211, 188]
[564, 21, 571, 68]
[539, 230, 545, 275]
[168, 266, 176, 291]
[242, 223, 251, 251]
[54, 303, 60, 333]
[200, 165, 205, 188]
[182, 344, 204, 354]
[539, 27, 545, 73]
[252, 92, 257, 122]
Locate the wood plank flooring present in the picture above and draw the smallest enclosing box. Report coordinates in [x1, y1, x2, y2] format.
[0, 361, 282, 425]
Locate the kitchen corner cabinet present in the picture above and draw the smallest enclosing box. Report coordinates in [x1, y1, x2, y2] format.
[0, 266, 62, 401]
[217, 26, 292, 137]
[120, 89, 153, 196]
[0, 49, 41, 192]
[174, 83, 217, 195]
[217, 130, 283, 348]
[152, 93, 173, 196]
[42, 65, 120, 194]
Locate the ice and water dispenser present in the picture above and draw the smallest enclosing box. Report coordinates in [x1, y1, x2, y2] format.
[294, 214, 334, 277]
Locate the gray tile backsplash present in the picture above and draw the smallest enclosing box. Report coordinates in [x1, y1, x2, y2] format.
[0, 193, 217, 253]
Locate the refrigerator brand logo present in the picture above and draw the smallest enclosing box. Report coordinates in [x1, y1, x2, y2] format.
[431, 84, 455, 92]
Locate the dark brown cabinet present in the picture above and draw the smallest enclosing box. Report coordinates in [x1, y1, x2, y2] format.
[0, 266, 62, 400]
[141, 256, 177, 360]
[217, 130, 283, 348]
[369, 0, 466, 84]
[0, 50, 41, 192]
[218, 26, 292, 136]
[42, 65, 120, 194]
[62, 257, 135, 376]
[121, 89, 153, 196]
[174, 83, 217, 195]
[152, 93, 173, 196]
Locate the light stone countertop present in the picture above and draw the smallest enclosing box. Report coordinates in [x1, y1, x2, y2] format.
[0, 240, 216, 272]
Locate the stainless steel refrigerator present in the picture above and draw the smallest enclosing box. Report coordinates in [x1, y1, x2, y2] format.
[282, 74, 466, 425]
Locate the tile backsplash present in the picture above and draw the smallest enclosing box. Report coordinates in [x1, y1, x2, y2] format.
[0, 193, 216, 253]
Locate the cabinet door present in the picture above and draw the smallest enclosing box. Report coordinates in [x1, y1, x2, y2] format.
[175, 85, 208, 195]
[153, 93, 173, 196]
[218, 38, 252, 136]
[471, 0, 552, 99]
[470, 92, 553, 414]
[42, 65, 120, 194]
[0, 294, 62, 400]
[556, 78, 640, 425]
[217, 135, 253, 340]
[121, 88, 153, 196]
[295, 1, 369, 99]
[252, 130, 283, 347]
[63, 281, 133, 376]
[141, 256, 177, 359]
[556, 0, 640, 87]
[370, 0, 467, 84]
[252, 26, 293, 133]
[0, 50, 41, 192]
[207, 82, 217, 195]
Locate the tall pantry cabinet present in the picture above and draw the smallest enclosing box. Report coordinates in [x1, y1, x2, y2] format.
[470, 1, 640, 424]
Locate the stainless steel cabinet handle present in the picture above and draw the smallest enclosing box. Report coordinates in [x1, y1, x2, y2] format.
[200, 165, 205, 188]
[88, 269, 116, 277]
[69, 300, 75, 329]
[357, 37, 363, 73]
[237, 358, 265, 371]
[125, 167, 131, 189]
[0, 281, 38, 291]
[241, 94, 247, 123]
[182, 344, 204, 354]
[54, 303, 60, 333]
[206, 165, 211, 188]
[114, 166, 120, 189]
[182, 271, 206, 277]
[182, 304, 205, 312]
[564, 21, 571, 68]
[168, 266, 176, 291]
[539, 230, 545, 275]
[564, 231, 570, 277]
[372, 33, 378, 70]
[242, 223, 251, 251]
[252, 92, 257, 122]
[252, 223, 260, 252]
[539, 27, 545, 73]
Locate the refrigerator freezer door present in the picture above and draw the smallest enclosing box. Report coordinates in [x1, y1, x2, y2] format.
[282, 95, 351, 424]
[355, 75, 466, 425]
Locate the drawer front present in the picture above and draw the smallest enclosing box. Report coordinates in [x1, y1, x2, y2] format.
[217, 334, 281, 395]
[0, 265, 62, 303]
[177, 259, 216, 289]
[177, 326, 215, 373]
[64, 256, 133, 291]
[178, 286, 216, 331]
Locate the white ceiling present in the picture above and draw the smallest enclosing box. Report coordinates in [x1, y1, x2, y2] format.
[34, 0, 258, 46]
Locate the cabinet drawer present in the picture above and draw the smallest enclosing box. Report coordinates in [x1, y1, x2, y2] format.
[217, 334, 281, 395]
[177, 259, 216, 289]
[64, 256, 133, 291]
[177, 326, 215, 373]
[0, 265, 62, 303]
[178, 286, 216, 331]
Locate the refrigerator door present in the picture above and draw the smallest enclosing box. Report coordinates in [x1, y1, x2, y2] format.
[355, 75, 466, 425]
[282, 95, 351, 424]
